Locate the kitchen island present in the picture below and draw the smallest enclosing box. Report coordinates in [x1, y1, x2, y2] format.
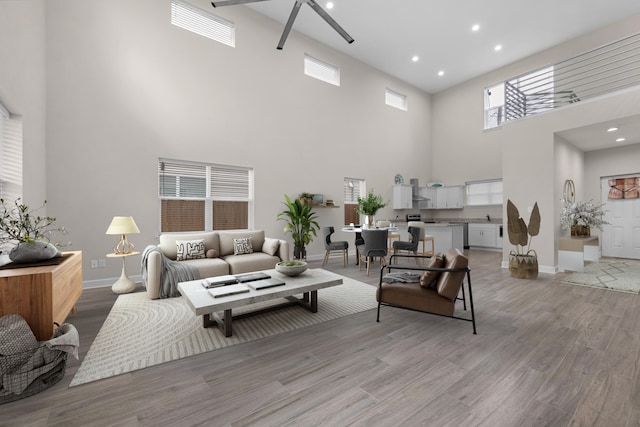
[424, 223, 465, 254]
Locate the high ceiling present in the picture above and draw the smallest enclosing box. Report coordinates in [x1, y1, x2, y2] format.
[243, 0, 640, 94]
[242, 0, 640, 151]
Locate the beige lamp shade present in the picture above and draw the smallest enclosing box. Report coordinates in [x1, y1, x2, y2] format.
[106, 216, 140, 235]
[106, 216, 140, 254]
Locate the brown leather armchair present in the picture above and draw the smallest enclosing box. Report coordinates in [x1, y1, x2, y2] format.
[376, 248, 476, 334]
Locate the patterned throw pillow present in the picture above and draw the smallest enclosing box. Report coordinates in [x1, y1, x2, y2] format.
[233, 237, 253, 255]
[176, 239, 205, 261]
[419, 253, 444, 288]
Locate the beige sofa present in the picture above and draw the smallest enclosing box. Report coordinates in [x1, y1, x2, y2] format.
[144, 230, 289, 299]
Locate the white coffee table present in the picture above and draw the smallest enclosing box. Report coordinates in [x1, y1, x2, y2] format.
[177, 268, 343, 337]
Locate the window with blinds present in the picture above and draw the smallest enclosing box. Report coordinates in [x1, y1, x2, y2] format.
[304, 54, 340, 86]
[158, 158, 253, 232]
[171, 0, 235, 47]
[0, 101, 22, 203]
[344, 177, 365, 225]
[385, 88, 407, 111]
[465, 179, 503, 206]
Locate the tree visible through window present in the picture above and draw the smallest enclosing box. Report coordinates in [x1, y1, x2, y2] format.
[158, 158, 253, 232]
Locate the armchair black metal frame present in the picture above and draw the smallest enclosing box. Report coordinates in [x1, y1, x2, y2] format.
[376, 253, 477, 334]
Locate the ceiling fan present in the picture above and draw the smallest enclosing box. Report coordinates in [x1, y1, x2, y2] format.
[211, 0, 354, 50]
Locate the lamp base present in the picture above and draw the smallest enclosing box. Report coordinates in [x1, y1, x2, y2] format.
[112, 257, 137, 294]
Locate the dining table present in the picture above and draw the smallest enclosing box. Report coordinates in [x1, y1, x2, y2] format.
[341, 225, 399, 265]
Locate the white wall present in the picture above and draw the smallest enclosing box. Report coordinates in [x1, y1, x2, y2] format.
[0, 0, 47, 207]
[34, 0, 432, 281]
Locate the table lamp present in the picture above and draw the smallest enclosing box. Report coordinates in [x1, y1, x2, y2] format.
[106, 216, 140, 294]
[105, 216, 140, 254]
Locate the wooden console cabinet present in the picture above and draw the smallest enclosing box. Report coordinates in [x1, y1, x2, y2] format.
[0, 251, 82, 340]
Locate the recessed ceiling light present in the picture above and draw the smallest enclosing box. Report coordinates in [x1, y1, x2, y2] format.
[412, 55, 419, 62]
[438, 70, 444, 77]
[616, 137, 626, 142]
[326, 2, 334, 9]
[494, 44, 502, 52]
[472, 24, 480, 32]
[607, 127, 618, 132]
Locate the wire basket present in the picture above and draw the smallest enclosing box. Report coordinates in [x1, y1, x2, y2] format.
[0, 315, 69, 405]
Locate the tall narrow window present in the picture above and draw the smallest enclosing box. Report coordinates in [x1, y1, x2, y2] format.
[304, 54, 340, 86]
[159, 158, 253, 232]
[171, 0, 235, 47]
[0, 101, 22, 202]
[344, 177, 365, 225]
[385, 88, 407, 111]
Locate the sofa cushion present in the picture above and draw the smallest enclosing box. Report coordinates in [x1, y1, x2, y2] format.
[219, 230, 266, 257]
[180, 258, 229, 279]
[176, 239, 205, 261]
[159, 232, 220, 261]
[233, 237, 253, 255]
[223, 252, 281, 275]
[419, 253, 444, 288]
[262, 237, 280, 256]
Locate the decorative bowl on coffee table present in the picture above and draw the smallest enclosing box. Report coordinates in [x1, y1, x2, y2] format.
[275, 261, 308, 277]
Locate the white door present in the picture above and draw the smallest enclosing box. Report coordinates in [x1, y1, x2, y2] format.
[600, 177, 640, 259]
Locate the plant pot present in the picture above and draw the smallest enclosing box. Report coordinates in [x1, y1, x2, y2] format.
[9, 240, 61, 263]
[571, 225, 590, 236]
[508, 251, 538, 279]
[293, 246, 306, 260]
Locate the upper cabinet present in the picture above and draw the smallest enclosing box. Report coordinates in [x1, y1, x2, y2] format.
[422, 185, 464, 210]
[392, 184, 413, 209]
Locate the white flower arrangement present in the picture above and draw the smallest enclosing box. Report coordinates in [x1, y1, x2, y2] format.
[560, 200, 609, 231]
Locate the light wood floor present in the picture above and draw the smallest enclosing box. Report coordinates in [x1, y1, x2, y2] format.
[2, 250, 639, 426]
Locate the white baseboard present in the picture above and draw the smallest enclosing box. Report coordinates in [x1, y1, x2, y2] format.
[83, 274, 143, 289]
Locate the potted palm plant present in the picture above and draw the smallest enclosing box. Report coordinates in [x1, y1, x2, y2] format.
[277, 194, 320, 259]
[507, 199, 540, 279]
[357, 189, 387, 227]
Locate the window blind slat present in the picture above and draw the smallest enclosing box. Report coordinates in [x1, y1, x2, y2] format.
[158, 158, 252, 232]
[171, 0, 235, 47]
[0, 114, 23, 202]
[304, 54, 340, 86]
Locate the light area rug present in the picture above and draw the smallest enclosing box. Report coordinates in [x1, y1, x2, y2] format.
[70, 277, 377, 386]
[561, 258, 640, 294]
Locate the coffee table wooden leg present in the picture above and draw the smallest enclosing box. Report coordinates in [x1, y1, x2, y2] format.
[310, 290, 318, 313]
[223, 309, 232, 337]
[203, 310, 234, 337]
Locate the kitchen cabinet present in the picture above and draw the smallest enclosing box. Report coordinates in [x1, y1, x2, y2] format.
[422, 186, 464, 210]
[469, 223, 501, 248]
[418, 187, 437, 209]
[392, 184, 413, 209]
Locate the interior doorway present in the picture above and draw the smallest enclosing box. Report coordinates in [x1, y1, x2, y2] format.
[600, 176, 640, 259]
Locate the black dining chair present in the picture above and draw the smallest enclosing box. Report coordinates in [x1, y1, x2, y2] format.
[322, 226, 349, 267]
[393, 226, 421, 264]
[357, 229, 388, 275]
